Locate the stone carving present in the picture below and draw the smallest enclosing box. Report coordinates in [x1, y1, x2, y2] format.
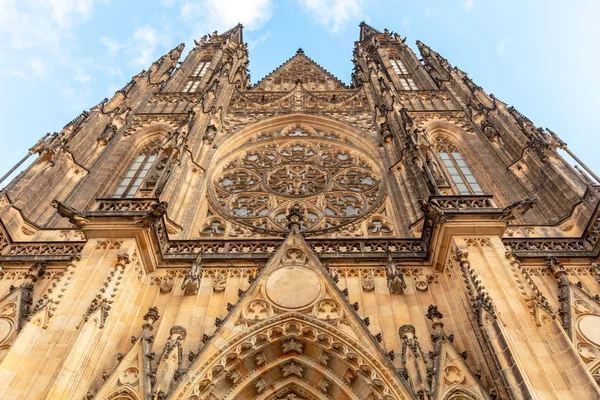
[181, 253, 202, 296]
[243, 299, 271, 322]
[51, 200, 89, 227]
[281, 361, 303, 378]
[313, 299, 342, 321]
[282, 248, 307, 264]
[228, 369, 242, 385]
[414, 273, 429, 291]
[577, 342, 599, 361]
[209, 132, 385, 235]
[212, 273, 227, 292]
[282, 338, 303, 354]
[361, 271, 375, 291]
[318, 378, 330, 393]
[255, 352, 266, 366]
[159, 276, 174, 293]
[118, 367, 139, 385]
[499, 198, 537, 222]
[254, 378, 267, 393]
[386, 251, 406, 294]
[94, 199, 157, 212]
[443, 365, 465, 384]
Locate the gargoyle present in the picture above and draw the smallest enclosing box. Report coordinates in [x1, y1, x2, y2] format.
[419, 199, 447, 224]
[181, 253, 202, 296]
[51, 200, 89, 227]
[499, 198, 537, 222]
[136, 201, 169, 227]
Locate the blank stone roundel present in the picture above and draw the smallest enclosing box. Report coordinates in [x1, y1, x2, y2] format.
[266, 266, 321, 309]
[578, 315, 600, 346]
[0, 319, 11, 343]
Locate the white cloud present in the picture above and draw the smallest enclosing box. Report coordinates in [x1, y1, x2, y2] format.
[101, 25, 174, 68]
[248, 32, 271, 50]
[401, 17, 410, 33]
[497, 37, 510, 56]
[296, 0, 363, 33]
[0, 68, 26, 80]
[74, 66, 90, 83]
[101, 37, 123, 57]
[464, 0, 474, 11]
[424, 6, 433, 19]
[0, 0, 96, 50]
[132, 25, 159, 65]
[29, 57, 47, 78]
[46, 0, 95, 28]
[177, 0, 273, 34]
[159, 0, 178, 7]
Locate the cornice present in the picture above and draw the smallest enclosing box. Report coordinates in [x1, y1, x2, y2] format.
[2, 193, 600, 264]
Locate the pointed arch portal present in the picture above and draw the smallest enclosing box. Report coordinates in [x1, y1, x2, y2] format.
[173, 313, 411, 400]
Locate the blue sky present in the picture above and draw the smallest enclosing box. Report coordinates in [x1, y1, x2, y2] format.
[1, 1, 599, 180]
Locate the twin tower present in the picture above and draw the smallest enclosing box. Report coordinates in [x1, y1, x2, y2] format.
[0, 22, 598, 399]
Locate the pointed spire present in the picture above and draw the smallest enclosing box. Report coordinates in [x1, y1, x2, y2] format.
[148, 42, 185, 85]
[359, 21, 381, 41]
[416, 40, 452, 84]
[222, 23, 244, 43]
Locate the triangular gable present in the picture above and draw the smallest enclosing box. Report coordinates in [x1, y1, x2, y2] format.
[431, 337, 491, 399]
[252, 50, 348, 91]
[214, 228, 387, 349]
[93, 337, 145, 399]
[170, 228, 413, 399]
[0, 284, 33, 362]
[359, 21, 381, 42]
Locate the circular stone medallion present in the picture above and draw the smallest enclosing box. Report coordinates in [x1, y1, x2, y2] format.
[0, 319, 12, 344]
[266, 266, 321, 309]
[579, 315, 600, 346]
[266, 164, 328, 197]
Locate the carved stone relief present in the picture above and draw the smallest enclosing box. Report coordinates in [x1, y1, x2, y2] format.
[208, 127, 388, 236]
[361, 271, 375, 291]
[242, 299, 272, 322]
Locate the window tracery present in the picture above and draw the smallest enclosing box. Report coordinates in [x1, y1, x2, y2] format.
[434, 136, 483, 195]
[208, 126, 387, 235]
[112, 141, 162, 198]
[390, 58, 418, 90]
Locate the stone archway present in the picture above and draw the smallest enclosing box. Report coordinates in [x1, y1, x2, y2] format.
[172, 313, 411, 400]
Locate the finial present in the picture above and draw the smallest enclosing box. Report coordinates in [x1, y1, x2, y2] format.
[286, 204, 304, 231]
[143, 306, 160, 330]
[296, 48, 304, 55]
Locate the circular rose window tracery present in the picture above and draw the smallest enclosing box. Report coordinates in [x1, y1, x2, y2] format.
[210, 132, 385, 234]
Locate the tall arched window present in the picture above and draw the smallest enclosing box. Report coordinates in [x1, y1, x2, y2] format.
[390, 58, 418, 90]
[435, 136, 484, 195]
[112, 144, 160, 198]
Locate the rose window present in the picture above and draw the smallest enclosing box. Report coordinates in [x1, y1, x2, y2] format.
[210, 135, 384, 234]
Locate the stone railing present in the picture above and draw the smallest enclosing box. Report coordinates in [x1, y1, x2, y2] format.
[429, 195, 496, 210]
[90, 198, 158, 214]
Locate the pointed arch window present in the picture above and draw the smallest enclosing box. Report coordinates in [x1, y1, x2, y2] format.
[391, 58, 418, 90]
[182, 60, 210, 92]
[112, 146, 159, 198]
[436, 137, 484, 195]
[192, 60, 210, 77]
[182, 80, 200, 93]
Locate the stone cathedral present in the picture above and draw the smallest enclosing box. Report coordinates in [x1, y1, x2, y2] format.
[1, 21, 600, 400]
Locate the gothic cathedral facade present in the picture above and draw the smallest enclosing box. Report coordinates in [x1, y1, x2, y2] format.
[0, 23, 599, 400]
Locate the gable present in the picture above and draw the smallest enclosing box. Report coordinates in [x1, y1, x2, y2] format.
[252, 51, 348, 92]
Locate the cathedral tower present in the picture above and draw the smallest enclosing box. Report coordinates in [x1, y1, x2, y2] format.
[0, 22, 599, 399]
